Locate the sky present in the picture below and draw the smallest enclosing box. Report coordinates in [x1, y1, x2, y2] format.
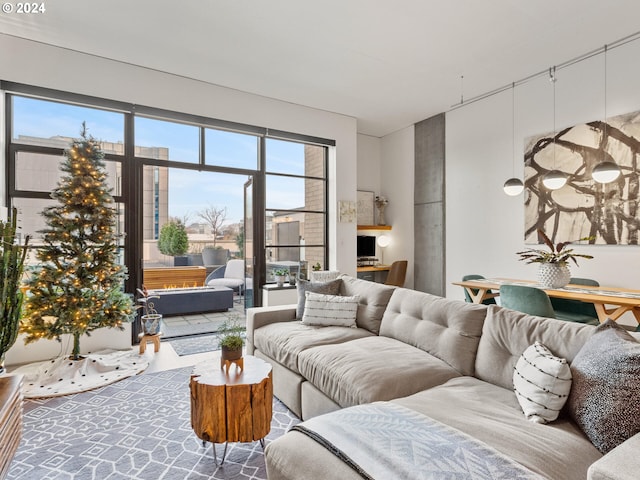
[13, 96, 307, 224]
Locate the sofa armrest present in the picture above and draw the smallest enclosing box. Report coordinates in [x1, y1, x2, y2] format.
[588, 433, 640, 480]
[246, 305, 297, 354]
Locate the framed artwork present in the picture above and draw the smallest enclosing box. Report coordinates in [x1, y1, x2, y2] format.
[356, 190, 375, 225]
[338, 201, 356, 223]
[524, 109, 640, 245]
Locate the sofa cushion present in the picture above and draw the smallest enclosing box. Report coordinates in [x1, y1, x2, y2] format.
[253, 321, 374, 373]
[379, 288, 487, 376]
[339, 275, 395, 334]
[298, 336, 461, 408]
[301, 293, 359, 328]
[475, 305, 594, 389]
[513, 342, 572, 424]
[296, 278, 342, 319]
[567, 319, 640, 454]
[393, 377, 601, 480]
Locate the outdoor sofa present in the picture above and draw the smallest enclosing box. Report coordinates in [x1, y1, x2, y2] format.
[247, 274, 640, 480]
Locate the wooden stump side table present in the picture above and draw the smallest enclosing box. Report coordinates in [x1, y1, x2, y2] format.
[190, 355, 273, 464]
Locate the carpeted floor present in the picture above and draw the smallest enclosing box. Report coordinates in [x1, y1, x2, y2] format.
[168, 335, 220, 356]
[8, 366, 300, 480]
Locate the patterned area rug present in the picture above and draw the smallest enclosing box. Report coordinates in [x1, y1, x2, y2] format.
[168, 334, 220, 356]
[8, 366, 300, 480]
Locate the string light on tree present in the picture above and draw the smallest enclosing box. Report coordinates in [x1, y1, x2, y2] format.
[22, 123, 135, 360]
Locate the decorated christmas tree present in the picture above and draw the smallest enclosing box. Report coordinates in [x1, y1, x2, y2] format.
[22, 124, 134, 359]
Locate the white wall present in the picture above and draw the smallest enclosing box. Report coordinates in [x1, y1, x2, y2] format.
[0, 34, 359, 362]
[446, 39, 640, 317]
[381, 127, 415, 288]
[357, 134, 382, 193]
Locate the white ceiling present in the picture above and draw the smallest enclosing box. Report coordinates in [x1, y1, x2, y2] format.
[2, 0, 640, 137]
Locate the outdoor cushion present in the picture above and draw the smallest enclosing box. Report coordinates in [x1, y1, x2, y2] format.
[253, 321, 374, 373]
[339, 275, 395, 334]
[298, 336, 460, 408]
[380, 288, 487, 376]
[393, 377, 601, 480]
[475, 305, 594, 389]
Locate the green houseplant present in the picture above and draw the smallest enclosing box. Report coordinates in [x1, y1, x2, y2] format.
[273, 268, 288, 287]
[516, 229, 593, 288]
[158, 220, 189, 266]
[0, 207, 30, 373]
[217, 316, 245, 363]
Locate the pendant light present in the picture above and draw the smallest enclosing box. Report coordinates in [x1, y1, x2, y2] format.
[504, 82, 524, 195]
[542, 67, 568, 190]
[592, 45, 622, 183]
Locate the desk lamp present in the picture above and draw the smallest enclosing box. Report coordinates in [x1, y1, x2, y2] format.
[377, 234, 390, 266]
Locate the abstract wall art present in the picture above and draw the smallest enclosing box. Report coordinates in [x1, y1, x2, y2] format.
[524, 110, 640, 245]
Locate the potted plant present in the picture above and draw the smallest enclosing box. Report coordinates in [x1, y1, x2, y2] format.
[273, 268, 288, 287]
[136, 286, 162, 335]
[516, 229, 594, 288]
[157, 220, 189, 266]
[0, 207, 30, 374]
[217, 316, 245, 364]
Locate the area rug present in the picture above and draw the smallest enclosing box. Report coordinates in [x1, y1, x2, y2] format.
[8, 366, 300, 480]
[168, 334, 220, 356]
[11, 349, 150, 399]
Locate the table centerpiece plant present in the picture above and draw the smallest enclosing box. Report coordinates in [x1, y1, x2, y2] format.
[217, 315, 245, 365]
[516, 229, 594, 288]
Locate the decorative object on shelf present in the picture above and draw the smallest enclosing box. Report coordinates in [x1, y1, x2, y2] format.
[516, 229, 593, 288]
[22, 124, 135, 361]
[312, 262, 322, 272]
[273, 269, 288, 288]
[0, 207, 30, 374]
[503, 82, 524, 196]
[217, 316, 245, 373]
[376, 234, 390, 265]
[356, 190, 375, 225]
[338, 200, 356, 223]
[375, 196, 389, 225]
[136, 286, 162, 335]
[592, 45, 621, 184]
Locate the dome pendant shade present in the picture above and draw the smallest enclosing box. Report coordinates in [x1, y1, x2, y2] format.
[503, 178, 524, 196]
[592, 161, 621, 183]
[542, 170, 568, 190]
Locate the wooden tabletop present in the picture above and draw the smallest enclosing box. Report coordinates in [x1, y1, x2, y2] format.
[191, 354, 272, 386]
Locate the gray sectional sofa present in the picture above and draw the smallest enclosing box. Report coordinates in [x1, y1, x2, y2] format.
[246, 275, 640, 480]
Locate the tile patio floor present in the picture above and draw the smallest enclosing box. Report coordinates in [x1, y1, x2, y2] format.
[161, 302, 246, 338]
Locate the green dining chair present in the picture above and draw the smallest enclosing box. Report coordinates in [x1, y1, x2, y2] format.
[550, 277, 600, 325]
[462, 274, 497, 305]
[499, 284, 556, 318]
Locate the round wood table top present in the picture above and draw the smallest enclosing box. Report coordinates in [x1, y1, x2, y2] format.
[191, 354, 272, 386]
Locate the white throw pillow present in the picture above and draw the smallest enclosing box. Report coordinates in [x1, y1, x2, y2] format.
[301, 292, 359, 328]
[513, 342, 572, 424]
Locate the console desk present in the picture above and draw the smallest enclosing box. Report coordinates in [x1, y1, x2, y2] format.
[356, 265, 390, 284]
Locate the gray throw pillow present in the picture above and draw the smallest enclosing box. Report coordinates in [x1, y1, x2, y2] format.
[567, 319, 640, 454]
[296, 278, 342, 319]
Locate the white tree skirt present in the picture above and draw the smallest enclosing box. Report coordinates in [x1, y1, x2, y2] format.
[12, 349, 150, 398]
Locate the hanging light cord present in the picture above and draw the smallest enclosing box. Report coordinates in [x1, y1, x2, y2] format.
[511, 82, 516, 177]
[550, 66, 557, 168]
[603, 44, 608, 156]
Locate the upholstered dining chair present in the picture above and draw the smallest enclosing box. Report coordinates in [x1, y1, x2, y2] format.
[385, 260, 408, 287]
[499, 284, 556, 318]
[550, 277, 600, 325]
[462, 274, 497, 305]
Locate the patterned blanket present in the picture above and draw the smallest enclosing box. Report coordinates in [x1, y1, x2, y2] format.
[292, 402, 543, 480]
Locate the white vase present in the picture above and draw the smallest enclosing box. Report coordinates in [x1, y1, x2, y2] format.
[537, 263, 570, 288]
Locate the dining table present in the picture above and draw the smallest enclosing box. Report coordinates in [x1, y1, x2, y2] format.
[452, 277, 640, 325]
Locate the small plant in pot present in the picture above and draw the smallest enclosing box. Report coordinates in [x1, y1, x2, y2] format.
[516, 229, 594, 288]
[273, 269, 289, 287]
[217, 316, 245, 371]
[136, 286, 162, 335]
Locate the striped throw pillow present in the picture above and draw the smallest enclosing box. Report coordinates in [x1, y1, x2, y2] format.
[301, 292, 359, 328]
[513, 342, 572, 424]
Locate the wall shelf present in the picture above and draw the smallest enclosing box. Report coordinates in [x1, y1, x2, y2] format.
[357, 225, 392, 231]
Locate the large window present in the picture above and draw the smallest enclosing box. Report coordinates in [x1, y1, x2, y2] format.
[5, 85, 333, 306]
[265, 139, 327, 281]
